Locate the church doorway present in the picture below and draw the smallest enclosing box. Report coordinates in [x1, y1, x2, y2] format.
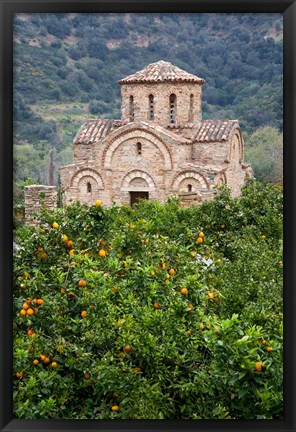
[130, 191, 149, 206]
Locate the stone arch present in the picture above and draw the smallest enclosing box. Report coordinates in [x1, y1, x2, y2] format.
[121, 170, 156, 191]
[102, 129, 173, 170]
[228, 130, 243, 163]
[214, 172, 227, 186]
[171, 170, 209, 191]
[70, 168, 104, 189]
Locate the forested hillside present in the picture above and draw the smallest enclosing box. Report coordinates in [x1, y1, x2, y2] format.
[13, 13, 283, 189]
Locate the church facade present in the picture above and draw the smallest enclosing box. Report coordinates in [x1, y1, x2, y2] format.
[59, 60, 252, 207]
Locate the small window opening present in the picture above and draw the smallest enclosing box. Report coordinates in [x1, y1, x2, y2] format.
[136, 142, 142, 155]
[149, 94, 154, 120]
[189, 94, 194, 122]
[169, 94, 176, 125]
[187, 184, 192, 192]
[87, 182, 92, 193]
[129, 96, 135, 122]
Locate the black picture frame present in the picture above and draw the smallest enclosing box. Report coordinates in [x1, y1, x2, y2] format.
[1, 1, 295, 431]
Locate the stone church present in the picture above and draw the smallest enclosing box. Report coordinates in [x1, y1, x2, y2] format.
[59, 60, 252, 207]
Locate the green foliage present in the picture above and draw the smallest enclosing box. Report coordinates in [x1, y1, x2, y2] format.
[245, 126, 283, 183]
[13, 181, 283, 419]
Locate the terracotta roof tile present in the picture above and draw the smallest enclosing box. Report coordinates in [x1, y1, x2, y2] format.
[192, 120, 239, 142]
[118, 60, 205, 85]
[74, 119, 121, 144]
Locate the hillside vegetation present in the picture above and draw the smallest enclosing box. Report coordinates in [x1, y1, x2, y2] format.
[13, 181, 283, 419]
[13, 13, 283, 189]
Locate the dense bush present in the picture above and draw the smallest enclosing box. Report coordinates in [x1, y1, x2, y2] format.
[13, 181, 283, 419]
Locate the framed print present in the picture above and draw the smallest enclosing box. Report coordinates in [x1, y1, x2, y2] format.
[1, 0, 295, 431]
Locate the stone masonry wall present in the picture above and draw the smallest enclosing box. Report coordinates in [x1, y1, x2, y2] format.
[25, 185, 57, 227]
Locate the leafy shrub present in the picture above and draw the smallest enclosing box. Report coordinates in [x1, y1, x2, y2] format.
[13, 182, 283, 419]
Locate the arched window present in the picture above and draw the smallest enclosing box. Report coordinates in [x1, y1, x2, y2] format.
[149, 94, 154, 120]
[187, 184, 192, 192]
[136, 142, 142, 155]
[169, 94, 176, 125]
[129, 96, 134, 122]
[188, 94, 194, 122]
[87, 182, 92, 193]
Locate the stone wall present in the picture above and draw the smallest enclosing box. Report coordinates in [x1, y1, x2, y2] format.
[120, 82, 203, 127]
[25, 185, 57, 227]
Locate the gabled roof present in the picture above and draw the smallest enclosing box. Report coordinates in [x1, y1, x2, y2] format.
[73, 119, 122, 144]
[192, 120, 240, 143]
[73, 119, 191, 145]
[74, 119, 240, 145]
[118, 60, 205, 85]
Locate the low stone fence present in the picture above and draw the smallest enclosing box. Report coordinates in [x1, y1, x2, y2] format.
[24, 185, 57, 227]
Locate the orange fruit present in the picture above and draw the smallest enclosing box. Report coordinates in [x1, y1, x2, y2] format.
[111, 405, 119, 412]
[255, 361, 263, 372]
[22, 302, 29, 310]
[78, 280, 87, 287]
[25, 298, 31, 305]
[208, 292, 215, 299]
[198, 232, 205, 238]
[266, 346, 273, 352]
[43, 357, 50, 364]
[197, 237, 203, 244]
[180, 288, 188, 295]
[33, 308, 39, 315]
[69, 249, 75, 256]
[98, 249, 106, 257]
[150, 271, 155, 276]
[36, 299, 43, 305]
[16, 372, 23, 378]
[168, 268, 175, 276]
[123, 345, 132, 353]
[52, 222, 59, 229]
[153, 302, 161, 310]
[20, 309, 27, 316]
[61, 234, 68, 242]
[27, 328, 34, 336]
[221, 224, 225, 229]
[60, 287, 66, 294]
[32, 359, 39, 365]
[95, 200, 102, 206]
[51, 362, 57, 368]
[40, 354, 46, 361]
[27, 308, 34, 316]
[84, 373, 91, 379]
[186, 329, 191, 335]
[40, 252, 48, 259]
[261, 339, 267, 345]
[67, 240, 73, 248]
[37, 246, 43, 252]
[24, 272, 30, 278]
[81, 310, 87, 318]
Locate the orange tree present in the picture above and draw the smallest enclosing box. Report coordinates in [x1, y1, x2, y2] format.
[13, 180, 283, 419]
